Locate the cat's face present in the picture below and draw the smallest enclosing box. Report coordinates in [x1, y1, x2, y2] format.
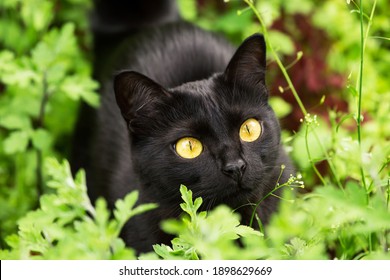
[114, 34, 282, 208]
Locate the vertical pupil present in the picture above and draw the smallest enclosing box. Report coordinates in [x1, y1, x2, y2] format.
[245, 124, 251, 134]
[188, 140, 193, 151]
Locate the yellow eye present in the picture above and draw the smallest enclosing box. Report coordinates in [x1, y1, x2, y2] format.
[175, 137, 203, 159]
[239, 118, 262, 142]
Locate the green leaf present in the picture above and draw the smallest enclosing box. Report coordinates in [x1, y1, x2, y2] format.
[0, 114, 31, 130]
[21, 0, 54, 31]
[235, 225, 263, 238]
[31, 42, 55, 71]
[268, 30, 295, 55]
[347, 85, 359, 97]
[0, 51, 39, 87]
[1, 158, 157, 259]
[283, 237, 308, 257]
[177, 0, 197, 21]
[153, 244, 177, 259]
[179, 185, 202, 220]
[114, 191, 139, 223]
[51, 23, 77, 56]
[158, 185, 264, 259]
[214, 9, 253, 35]
[31, 128, 52, 151]
[130, 203, 159, 220]
[3, 130, 30, 154]
[269, 96, 293, 118]
[114, 191, 158, 230]
[60, 75, 100, 107]
[0, 51, 16, 73]
[94, 198, 110, 229]
[31, 23, 77, 71]
[336, 113, 355, 132]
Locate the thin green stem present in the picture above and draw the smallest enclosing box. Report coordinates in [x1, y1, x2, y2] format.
[387, 177, 390, 209]
[312, 130, 343, 190]
[285, 51, 303, 70]
[370, 36, 390, 41]
[357, 0, 379, 253]
[35, 73, 49, 198]
[368, 157, 389, 193]
[34, 71, 53, 199]
[248, 165, 284, 227]
[244, 0, 345, 187]
[357, 0, 365, 192]
[356, 0, 376, 195]
[304, 124, 326, 186]
[249, 183, 283, 228]
[243, 0, 307, 116]
[386, 177, 390, 253]
[248, 167, 303, 227]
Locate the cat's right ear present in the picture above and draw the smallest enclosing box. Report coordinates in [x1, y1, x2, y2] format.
[114, 71, 171, 122]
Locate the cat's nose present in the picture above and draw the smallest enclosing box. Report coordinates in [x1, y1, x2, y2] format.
[222, 159, 246, 181]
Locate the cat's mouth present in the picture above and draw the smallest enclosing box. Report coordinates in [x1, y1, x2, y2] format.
[230, 173, 258, 191]
[209, 183, 256, 210]
[223, 179, 256, 197]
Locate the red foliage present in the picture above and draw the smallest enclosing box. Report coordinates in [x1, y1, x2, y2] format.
[270, 13, 347, 131]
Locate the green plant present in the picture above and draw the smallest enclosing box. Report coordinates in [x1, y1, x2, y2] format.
[0, 0, 98, 244]
[238, 0, 390, 258]
[151, 185, 263, 260]
[148, 182, 390, 260]
[0, 158, 157, 260]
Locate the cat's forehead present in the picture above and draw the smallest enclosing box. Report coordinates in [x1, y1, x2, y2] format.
[170, 77, 268, 117]
[170, 79, 227, 120]
[161, 78, 269, 137]
[171, 78, 218, 102]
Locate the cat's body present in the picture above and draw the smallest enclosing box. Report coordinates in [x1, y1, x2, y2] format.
[72, 0, 293, 253]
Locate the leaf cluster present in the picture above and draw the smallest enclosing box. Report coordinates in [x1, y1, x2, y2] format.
[0, 158, 157, 260]
[0, 0, 98, 243]
[149, 186, 262, 260]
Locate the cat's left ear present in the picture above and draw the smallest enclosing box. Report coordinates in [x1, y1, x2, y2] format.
[224, 34, 266, 87]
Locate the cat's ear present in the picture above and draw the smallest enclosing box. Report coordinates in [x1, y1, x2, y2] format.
[114, 71, 170, 121]
[224, 34, 266, 87]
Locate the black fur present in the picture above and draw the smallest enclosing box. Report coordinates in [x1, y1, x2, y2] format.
[72, 1, 293, 253]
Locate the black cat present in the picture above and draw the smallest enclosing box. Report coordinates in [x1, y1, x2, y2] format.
[72, 0, 294, 253]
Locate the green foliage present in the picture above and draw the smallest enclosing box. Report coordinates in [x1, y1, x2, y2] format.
[0, 0, 98, 243]
[0, 158, 157, 260]
[266, 183, 390, 259]
[148, 183, 390, 260]
[151, 186, 263, 260]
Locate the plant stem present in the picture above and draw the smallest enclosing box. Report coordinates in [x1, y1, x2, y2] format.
[356, 0, 366, 193]
[249, 183, 283, 227]
[244, 0, 344, 188]
[357, 0, 380, 253]
[243, 0, 307, 116]
[305, 124, 326, 185]
[356, 0, 376, 197]
[35, 72, 51, 198]
[387, 177, 390, 209]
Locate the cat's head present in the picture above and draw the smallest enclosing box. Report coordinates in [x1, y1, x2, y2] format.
[114, 34, 283, 208]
